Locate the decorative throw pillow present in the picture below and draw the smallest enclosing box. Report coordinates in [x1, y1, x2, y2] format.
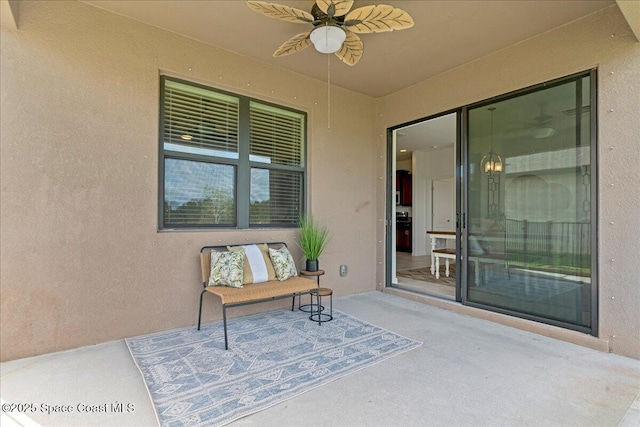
[208, 249, 244, 288]
[268, 246, 298, 281]
[227, 244, 276, 284]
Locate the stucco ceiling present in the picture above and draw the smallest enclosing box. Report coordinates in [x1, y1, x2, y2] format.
[82, 0, 615, 98]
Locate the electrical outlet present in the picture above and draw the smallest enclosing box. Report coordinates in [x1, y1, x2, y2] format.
[339, 265, 348, 277]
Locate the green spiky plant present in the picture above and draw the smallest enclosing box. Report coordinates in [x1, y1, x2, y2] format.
[298, 215, 330, 271]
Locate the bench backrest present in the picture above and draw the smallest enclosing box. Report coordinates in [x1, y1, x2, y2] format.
[199, 242, 288, 287]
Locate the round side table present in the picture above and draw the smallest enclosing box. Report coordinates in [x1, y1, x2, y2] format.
[310, 287, 333, 324]
[298, 269, 325, 313]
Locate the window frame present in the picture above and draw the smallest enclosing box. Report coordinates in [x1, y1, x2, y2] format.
[158, 75, 307, 230]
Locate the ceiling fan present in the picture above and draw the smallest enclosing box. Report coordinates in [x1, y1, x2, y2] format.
[528, 106, 557, 139]
[503, 106, 558, 140]
[246, 0, 414, 66]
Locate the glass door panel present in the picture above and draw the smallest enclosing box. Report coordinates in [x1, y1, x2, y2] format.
[465, 74, 593, 330]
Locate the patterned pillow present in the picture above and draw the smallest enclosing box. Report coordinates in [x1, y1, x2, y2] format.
[208, 249, 245, 288]
[227, 244, 277, 284]
[268, 246, 298, 281]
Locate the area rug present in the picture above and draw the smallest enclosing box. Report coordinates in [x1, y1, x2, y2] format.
[126, 309, 421, 427]
[397, 264, 456, 287]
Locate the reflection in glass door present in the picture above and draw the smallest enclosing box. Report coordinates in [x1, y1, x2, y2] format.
[464, 71, 596, 333]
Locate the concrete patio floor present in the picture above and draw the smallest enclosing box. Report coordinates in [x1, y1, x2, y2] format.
[1, 291, 639, 427]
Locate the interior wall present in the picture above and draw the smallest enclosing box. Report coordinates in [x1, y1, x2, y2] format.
[412, 148, 455, 256]
[396, 159, 412, 172]
[375, 5, 640, 359]
[0, 1, 377, 361]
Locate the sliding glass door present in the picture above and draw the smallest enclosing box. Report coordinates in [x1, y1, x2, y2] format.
[463, 71, 596, 333]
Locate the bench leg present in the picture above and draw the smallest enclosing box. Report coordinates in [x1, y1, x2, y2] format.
[223, 305, 229, 350]
[291, 295, 295, 311]
[445, 258, 450, 277]
[435, 256, 440, 279]
[197, 290, 206, 331]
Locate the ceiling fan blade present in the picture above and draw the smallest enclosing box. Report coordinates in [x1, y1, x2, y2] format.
[335, 31, 363, 66]
[344, 4, 414, 33]
[315, 0, 354, 18]
[273, 32, 312, 57]
[246, 1, 314, 24]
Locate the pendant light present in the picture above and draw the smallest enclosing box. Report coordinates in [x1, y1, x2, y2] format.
[480, 107, 503, 175]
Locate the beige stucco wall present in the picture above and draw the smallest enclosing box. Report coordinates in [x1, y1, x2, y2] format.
[0, 1, 377, 361]
[375, 5, 640, 359]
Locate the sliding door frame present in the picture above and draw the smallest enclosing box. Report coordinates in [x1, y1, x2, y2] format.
[386, 68, 598, 337]
[385, 109, 462, 301]
[460, 68, 598, 336]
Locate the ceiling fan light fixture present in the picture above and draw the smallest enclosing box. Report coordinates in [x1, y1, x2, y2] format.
[247, 1, 413, 65]
[310, 25, 346, 54]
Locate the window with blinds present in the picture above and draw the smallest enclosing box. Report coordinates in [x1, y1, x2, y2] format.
[159, 76, 306, 229]
[163, 80, 239, 159]
[249, 102, 304, 166]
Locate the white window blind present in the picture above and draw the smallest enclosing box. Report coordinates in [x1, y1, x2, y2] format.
[249, 102, 304, 225]
[163, 80, 239, 157]
[160, 76, 306, 229]
[249, 101, 304, 166]
[250, 169, 302, 225]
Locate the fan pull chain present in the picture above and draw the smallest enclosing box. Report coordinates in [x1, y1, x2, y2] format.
[327, 53, 331, 131]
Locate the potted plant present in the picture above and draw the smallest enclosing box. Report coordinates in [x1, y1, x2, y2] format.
[299, 214, 330, 272]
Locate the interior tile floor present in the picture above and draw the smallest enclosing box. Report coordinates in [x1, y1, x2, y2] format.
[395, 252, 456, 298]
[2, 291, 639, 427]
[396, 252, 431, 271]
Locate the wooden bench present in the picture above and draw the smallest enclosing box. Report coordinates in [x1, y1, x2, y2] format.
[432, 248, 456, 279]
[197, 242, 317, 350]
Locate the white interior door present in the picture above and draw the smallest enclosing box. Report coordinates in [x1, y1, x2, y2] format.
[432, 178, 455, 231]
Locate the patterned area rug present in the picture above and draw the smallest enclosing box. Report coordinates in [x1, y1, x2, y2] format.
[397, 264, 456, 287]
[126, 309, 421, 427]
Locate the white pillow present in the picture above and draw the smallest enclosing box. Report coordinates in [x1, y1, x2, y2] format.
[227, 244, 276, 284]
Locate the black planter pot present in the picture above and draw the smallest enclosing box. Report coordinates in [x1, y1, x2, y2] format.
[305, 259, 319, 272]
